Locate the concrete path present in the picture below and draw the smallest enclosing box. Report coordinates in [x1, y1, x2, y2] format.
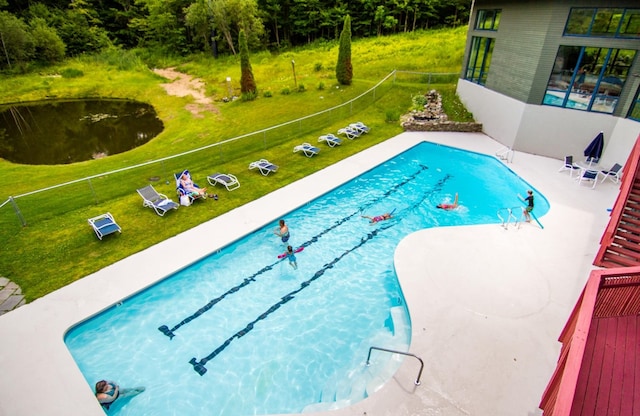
[0, 277, 25, 316]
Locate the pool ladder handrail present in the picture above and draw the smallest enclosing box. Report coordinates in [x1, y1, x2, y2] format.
[366, 346, 424, 386]
[497, 206, 524, 229]
[496, 146, 514, 163]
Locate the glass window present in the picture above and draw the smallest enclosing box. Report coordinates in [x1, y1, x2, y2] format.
[629, 88, 640, 121]
[543, 45, 636, 114]
[475, 9, 501, 31]
[565, 7, 640, 38]
[465, 37, 494, 85]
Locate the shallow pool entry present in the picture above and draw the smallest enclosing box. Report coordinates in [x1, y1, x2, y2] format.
[0, 99, 163, 165]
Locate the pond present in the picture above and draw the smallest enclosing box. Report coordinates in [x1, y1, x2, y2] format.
[0, 99, 164, 165]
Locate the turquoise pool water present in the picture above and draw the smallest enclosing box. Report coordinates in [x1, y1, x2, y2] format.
[65, 142, 549, 415]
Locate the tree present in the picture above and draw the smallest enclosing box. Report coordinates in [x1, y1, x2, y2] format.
[29, 17, 65, 63]
[0, 11, 34, 69]
[238, 29, 256, 96]
[335, 14, 352, 85]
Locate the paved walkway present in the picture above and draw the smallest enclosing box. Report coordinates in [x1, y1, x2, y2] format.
[0, 277, 25, 316]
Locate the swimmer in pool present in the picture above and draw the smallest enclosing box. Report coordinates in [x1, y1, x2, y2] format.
[285, 245, 298, 269]
[95, 380, 145, 410]
[274, 219, 290, 243]
[361, 212, 393, 223]
[436, 193, 458, 210]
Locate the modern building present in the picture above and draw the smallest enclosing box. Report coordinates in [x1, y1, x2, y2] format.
[457, 1, 640, 164]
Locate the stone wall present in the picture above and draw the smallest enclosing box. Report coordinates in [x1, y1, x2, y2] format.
[401, 90, 483, 133]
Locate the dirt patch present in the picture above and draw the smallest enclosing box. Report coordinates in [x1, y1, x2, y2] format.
[153, 67, 219, 118]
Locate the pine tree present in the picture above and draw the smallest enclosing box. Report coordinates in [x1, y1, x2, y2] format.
[336, 15, 353, 85]
[239, 29, 257, 97]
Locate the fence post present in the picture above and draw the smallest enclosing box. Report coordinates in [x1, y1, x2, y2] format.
[9, 196, 27, 227]
[87, 178, 99, 204]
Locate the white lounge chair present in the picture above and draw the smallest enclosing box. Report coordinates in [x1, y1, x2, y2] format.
[558, 155, 580, 178]
[293, 143, 320, 157]
[136, 185, 180, 216]
[577, 168, 599, 189]
[349, 122, 370, 133]
[318, 134, 342, 147]
[599, 163, 622, 184]
[88, 212, 121, 240]
[207, 173, 240, 191]
[337, 126, 362, 140]
[249, 159, 278, 176]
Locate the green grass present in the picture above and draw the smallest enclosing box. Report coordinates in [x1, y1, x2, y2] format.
[0, 26, 470, 301]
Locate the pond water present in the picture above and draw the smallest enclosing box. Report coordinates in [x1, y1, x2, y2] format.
[0, 99, 164, 165]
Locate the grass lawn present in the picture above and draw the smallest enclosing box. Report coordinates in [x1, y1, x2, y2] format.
[0, 26, 471, 301]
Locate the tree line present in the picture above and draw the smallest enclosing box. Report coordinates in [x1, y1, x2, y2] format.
[0, 0, 470, 70]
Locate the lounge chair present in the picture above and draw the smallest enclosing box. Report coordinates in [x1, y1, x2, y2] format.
[558, 155, 580, 178]
[175, 170, 206, 204]
[599, 163, 622, 184]
[293, 143, 320, 157]
[249, 159, 278, 176]
[577, 168, 599, 189]
[349, 122, 370, 134]
[337, 126, 362, 140]
[318, 134, 342, 147]
[88, 212, 121, 240]
[207, 173, 240, 191]
[136, 185, 179, 216]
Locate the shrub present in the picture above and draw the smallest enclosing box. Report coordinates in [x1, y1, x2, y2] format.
[263, 90, 273, 98]
[317, 82, 325, 90]
[281, 87, 291, 95]
[385, 109, 400, 123]
[314, 62, 323, 72]
[297, 84, 306, 92]
[241, 91, 258, 101]
[411, 94, 428, 110]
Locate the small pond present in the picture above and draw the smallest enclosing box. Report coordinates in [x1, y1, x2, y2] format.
[0, 99, 164, 165]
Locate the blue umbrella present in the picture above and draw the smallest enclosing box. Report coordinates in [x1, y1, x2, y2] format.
[584, 131, 604, 162]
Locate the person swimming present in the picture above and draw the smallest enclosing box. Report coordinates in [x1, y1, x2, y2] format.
[361, 212, 393, 223]
[95, 380, 145, 410]
[436, 193, 459, 210]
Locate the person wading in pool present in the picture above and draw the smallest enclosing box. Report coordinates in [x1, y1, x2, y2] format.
[95, 380, 145, 410]
[274, 219, 290, 243]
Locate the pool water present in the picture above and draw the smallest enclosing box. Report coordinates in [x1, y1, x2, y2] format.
[65, 142, 549, 416]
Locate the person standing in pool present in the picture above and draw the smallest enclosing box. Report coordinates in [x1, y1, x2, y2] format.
[518, 190, 534, 222]
[285, 245, 298, 269]
[95, 380, 145, 410]
[274, 219, 290, 243]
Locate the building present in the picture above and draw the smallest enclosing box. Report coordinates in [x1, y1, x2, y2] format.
[457, 1, 640, 164]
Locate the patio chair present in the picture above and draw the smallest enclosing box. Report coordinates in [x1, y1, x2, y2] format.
[175, 170, 206, 205]
[349, 122, 370, 134]
[88, 212, 121, 240]
[293, 143, 320, 158]
[337, 126, 362, 140]
[249, 159, 278, 176]
[318, 134, 342, 147]
[577, 168, 599, 189]
[207, 173, 240, 191]
[558, 155, 580, 178]
[599, 163, 622, 184]
[136, 185, 179, 216]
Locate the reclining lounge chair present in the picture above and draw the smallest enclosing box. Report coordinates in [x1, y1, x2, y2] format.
[249, 159, 279, 176]
[349, 122, 370, 134]
[175, 170, 206, 204]
[599, 163, 622, 184]
[136, 185, 179, 216]
[207, 173, 240, 191]
[88, 212, 122, 240]
[293, 143, 320, 157]
[337, 126, 362, 140]
[318, 134, 342, 147]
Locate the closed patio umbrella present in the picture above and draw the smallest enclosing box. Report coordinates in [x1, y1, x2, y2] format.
[584, 131, 604, 163]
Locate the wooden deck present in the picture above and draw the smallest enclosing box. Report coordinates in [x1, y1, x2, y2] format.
[571, 314, 640, 416]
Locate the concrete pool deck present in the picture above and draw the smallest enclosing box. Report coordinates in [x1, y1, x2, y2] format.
[0, 132, 618, 416]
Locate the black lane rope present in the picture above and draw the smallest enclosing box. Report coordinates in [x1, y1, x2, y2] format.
[188, 222, 395, 376]
[187, 173, 454, 376]
[157, 164, 430, 340]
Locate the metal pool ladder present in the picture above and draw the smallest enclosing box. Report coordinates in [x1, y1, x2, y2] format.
[496, 146, 514, 163]
[366, 346, 424, 385]
[497, 207, 523, 229]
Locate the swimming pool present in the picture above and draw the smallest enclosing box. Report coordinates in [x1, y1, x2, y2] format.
[65, 142, 549, 415]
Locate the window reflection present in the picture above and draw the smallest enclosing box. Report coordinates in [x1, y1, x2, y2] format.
[465, 37, 494, 85]
[544, 46, 636, 114]
[565, 7, 640, 38]
[475, 9, 501, 31]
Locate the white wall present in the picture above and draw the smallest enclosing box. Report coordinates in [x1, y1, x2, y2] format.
[457, 79, 640, 164]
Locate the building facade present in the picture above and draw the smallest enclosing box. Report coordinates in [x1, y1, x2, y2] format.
[457, 1, 640, 164]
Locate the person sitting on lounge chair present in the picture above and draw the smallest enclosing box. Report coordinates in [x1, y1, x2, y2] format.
[180, 171, 207, 198]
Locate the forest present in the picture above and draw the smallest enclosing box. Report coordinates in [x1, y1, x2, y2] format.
[0, 0, 471, 70]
